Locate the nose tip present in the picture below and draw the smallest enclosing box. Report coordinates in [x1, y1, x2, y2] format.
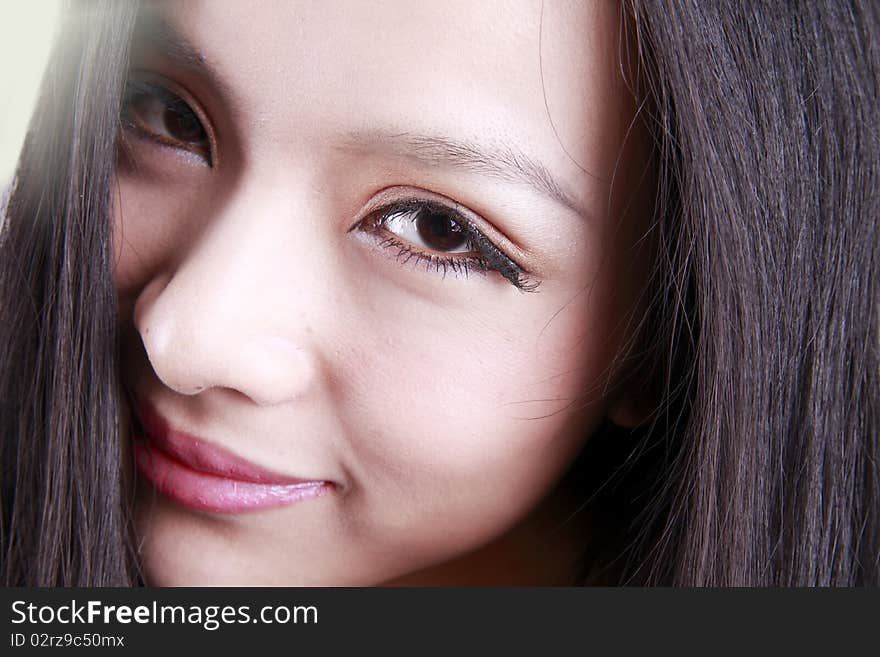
[135, 280, 318, 407]
[142, 323, 318, 406]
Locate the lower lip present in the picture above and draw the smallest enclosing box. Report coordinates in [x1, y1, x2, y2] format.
[133, 439, 332, 514]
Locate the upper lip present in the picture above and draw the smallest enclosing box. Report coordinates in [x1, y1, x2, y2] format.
[134, 400, 320, 485]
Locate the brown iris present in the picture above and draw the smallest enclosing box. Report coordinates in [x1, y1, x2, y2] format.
[415, 206, 468, 252]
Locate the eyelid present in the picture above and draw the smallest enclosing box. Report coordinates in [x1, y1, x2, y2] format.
[356, 186, 533, 267]
[121, 70, 219, 167]
[353, 186, 540, 291]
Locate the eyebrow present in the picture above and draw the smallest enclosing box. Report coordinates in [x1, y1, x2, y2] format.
[130, 9, 235, 100]
[342, 131, 588, 218]
[130, 10, 588, 219]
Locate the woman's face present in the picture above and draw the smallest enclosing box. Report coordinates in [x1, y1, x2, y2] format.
[113, 0, 652, 585]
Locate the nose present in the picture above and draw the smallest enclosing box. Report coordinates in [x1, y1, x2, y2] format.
[133, 194, 324, 407]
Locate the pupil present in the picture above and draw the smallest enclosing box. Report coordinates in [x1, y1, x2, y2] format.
[164, 107, 205, 143]
[416, 207, 467, 251]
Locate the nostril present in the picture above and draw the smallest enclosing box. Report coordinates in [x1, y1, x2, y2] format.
[139, 315, 317, 404]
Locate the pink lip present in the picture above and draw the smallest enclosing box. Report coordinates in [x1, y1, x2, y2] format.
[133, 401, 332, 513]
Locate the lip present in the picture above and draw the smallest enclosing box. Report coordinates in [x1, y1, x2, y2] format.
[132, 401, 332, 513]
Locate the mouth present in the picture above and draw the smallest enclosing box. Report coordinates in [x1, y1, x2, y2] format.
[132, 400, 332, 513]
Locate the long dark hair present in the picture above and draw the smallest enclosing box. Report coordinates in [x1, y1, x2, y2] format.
[1, 0, 877, 586]
[603, 0, 880, 585]
[0, 0, 139, 585]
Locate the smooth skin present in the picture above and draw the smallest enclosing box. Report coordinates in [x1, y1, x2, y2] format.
[113, 0, 654, 585]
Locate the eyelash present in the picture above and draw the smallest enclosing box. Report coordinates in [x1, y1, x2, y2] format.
[118, 79, 538, 292]
[355, 199, 539, 292]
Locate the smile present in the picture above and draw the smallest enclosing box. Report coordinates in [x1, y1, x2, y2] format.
[132, 402, 333, 513]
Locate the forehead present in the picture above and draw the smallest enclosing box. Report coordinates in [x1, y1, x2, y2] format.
[140, 0, 633, 201]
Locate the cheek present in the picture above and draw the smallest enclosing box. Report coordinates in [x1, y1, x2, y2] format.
[111, 161, 214, 295]
[334, 286, 608, 557]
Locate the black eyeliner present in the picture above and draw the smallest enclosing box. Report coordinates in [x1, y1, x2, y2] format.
[363, 198, 540, 293]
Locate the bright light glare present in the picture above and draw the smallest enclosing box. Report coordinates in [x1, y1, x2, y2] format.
[0, 1, 63, 186]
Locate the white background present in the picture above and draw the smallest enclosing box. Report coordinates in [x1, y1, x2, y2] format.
[0, 1, 62, 185]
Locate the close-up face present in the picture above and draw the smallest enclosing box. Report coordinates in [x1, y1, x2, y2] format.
[112, 0, 654, 585]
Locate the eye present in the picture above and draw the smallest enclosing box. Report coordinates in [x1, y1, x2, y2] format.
[120, 78, 211, 163]
[357, 198, 539, 292]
